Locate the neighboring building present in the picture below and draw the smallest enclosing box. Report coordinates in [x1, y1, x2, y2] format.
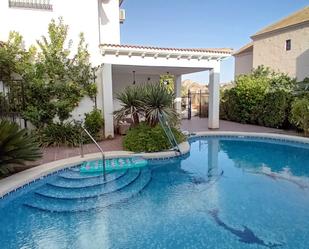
[234, 42, 253, 76]
[234, 6, 309, 80]
[182, 79, 208, 95]
[0, 0, 232, 137]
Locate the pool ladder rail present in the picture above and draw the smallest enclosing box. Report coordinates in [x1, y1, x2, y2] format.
[158, 113, 182, 155]
[80, 126, 106, 180]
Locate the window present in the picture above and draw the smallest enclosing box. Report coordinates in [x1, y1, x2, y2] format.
[8, 0, 53, 10]
[286, 39, 291, 51]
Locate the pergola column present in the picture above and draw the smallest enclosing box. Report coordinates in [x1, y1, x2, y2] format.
[208, 63, 220, 129]
[174, 75, 182, 115]
[101, 63, 114, 138]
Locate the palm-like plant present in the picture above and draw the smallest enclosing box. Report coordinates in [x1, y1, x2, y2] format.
[142, 83, 179, 126]
[113, 86, 143, 125]
[0, 120, 42, 175]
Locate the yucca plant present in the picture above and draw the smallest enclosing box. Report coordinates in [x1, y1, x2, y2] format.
[0, 120, 42, 175]
[114, 85, 144, 125]
[142, 83, 179, 127]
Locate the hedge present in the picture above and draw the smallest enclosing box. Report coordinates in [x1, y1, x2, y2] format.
[123, 122, 186, 152]
[220, 66, 296, 129]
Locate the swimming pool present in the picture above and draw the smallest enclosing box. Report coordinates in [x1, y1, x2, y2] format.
[1, 135, 309, 249]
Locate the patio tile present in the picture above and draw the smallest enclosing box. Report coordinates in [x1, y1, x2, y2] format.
[36, 119, 299, 165]
[181, 117, 298, 135]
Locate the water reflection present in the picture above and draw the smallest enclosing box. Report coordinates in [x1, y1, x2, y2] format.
[219, 139, 309, 188]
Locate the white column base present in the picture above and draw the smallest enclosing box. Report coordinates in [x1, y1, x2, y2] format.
[102, 64, 114, 138]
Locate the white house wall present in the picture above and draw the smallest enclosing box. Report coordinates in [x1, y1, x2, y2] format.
[99, 0, 121, 44]
[112, 72, 160, 111]
[70, 97, 95, 122]
[0, 0, 121, 65]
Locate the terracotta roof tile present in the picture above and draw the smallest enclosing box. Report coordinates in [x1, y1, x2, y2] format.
[101, 43, 233, 54]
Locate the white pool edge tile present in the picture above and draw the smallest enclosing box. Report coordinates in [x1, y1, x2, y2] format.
[192, 131, 309, 144]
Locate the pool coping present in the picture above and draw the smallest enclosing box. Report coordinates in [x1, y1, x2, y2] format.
[0, 141, 190, 198]
[0, 131, 308, 199]
[190, 131, 309, 145]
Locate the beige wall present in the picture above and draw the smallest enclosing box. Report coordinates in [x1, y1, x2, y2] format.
[253, 24, 309, 80]
[234, 51, 253, 76]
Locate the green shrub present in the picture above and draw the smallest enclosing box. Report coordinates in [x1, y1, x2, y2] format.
[123, 122, 186, 152]
[39, 122, 81, 147]
[84, 108, 104, 139]
[220, 88, 241, 122]
[290, 97, 309, 136]
[0, 120, 42, 175]
[220, 66, 296, 128]
[1, 19, 98, 129]
[220, 73, 268, 123]
[257, 90, 293, 128]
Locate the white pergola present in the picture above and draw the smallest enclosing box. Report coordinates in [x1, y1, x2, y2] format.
[97, 44, 232, 138]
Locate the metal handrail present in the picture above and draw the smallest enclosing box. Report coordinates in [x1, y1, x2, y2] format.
[158, 114, 181, 154]
[80, 126, 106, 180]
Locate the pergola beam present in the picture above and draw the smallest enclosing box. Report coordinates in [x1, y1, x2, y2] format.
[100, 46, 232, 62]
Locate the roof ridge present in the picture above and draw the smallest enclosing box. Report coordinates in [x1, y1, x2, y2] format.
[233, 42, 253, 56]
[252, 6, 309, 38]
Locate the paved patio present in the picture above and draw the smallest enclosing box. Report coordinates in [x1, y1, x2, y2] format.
[37, 135, 124, 165]
[181, 117, 298, 134]
[37, 118, 299, 165]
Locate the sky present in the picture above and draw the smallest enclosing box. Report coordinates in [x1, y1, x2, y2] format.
[120, 0, 308, 84]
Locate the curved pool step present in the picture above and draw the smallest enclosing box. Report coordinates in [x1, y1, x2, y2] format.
[24, 169, 152, 213]
[35, 169, 141, 199]
[68, 167, 81, 172]
[58, 170, 112, 180]
[48, 170, 128, 189]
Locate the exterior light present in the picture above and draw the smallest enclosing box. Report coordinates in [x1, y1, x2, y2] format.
[133, 71, 136, 85]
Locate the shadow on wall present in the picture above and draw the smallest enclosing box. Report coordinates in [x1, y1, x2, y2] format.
[296, 48, 309, 81]
[99, 0, 109, 25]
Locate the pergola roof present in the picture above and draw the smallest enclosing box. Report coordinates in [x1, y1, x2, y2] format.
[101, 43, 233, 55]
[100, 43, 231, 72]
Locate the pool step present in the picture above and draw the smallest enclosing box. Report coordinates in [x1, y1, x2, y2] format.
[48, 170, 128, 189]
[35, 169, 140, 199]
[58, 169, 111, 180]
[68, 167, 81, 172]
[24, 169, 152, 213]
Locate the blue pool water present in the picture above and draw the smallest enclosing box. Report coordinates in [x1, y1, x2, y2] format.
[1, 136, 309, 249]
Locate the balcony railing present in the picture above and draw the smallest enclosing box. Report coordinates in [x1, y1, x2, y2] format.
[8, 0, 53, 10]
